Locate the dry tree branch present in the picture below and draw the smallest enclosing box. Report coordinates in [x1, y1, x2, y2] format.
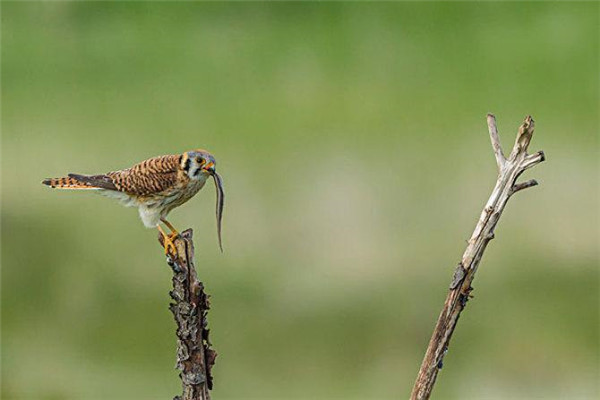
[159, 229, 217, 400]
[410, 114, 545, 400]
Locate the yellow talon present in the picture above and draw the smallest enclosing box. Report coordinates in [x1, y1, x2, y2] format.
[158, 224, 179, 256]
[161, 218, 179, 236]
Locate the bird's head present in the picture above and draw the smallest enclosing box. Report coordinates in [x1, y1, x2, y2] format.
[180, 149, 216, 180]
[180, 148, 225, 252]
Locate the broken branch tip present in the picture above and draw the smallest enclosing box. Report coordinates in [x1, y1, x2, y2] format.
[538, 150, 546, 162]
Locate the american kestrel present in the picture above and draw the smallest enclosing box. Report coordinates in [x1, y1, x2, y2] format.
[42, 149, 224, 254]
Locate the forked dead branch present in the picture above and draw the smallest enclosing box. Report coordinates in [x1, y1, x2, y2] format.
[410, 114, 545, 400]
[159, 229, 217, 400]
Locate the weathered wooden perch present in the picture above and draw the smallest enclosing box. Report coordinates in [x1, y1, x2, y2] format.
[410, 114, 545, 400]
[159, 229, 217, 400]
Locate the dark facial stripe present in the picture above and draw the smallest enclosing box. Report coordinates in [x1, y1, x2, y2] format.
[183, 158, 191, 172]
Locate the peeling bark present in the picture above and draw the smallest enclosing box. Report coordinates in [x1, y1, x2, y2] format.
[159, 229, 216, 400]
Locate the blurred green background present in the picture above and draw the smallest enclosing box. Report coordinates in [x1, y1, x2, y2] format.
[1, 2, 598, 399]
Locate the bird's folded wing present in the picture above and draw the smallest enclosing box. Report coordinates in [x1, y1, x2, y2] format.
[107, 154, 181, 196]
[67, 173, 118, 190]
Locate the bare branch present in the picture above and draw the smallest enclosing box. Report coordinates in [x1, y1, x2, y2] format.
[159, 229, 216, 400]
[511, 179, 538, 194]
[486, 113, 506, 170]
[410, 114, 545, 400]
[509, 115, 535, 160]
[521, 150, 546, 172]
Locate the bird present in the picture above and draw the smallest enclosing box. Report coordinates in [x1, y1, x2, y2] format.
[42, 149, 225, 255]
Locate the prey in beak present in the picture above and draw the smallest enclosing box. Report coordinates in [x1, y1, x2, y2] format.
[208, 168, 224, 252]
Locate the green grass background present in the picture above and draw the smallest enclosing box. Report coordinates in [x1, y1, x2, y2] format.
[1, 2, 598, 399]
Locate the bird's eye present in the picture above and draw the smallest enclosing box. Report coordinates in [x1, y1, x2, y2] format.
[196, 157, 204, 164]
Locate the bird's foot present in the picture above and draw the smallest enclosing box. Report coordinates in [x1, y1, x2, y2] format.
[163, 232, 179, 256]
[158, 225, 179, 256]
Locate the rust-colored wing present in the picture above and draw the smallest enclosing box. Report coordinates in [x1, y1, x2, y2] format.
[107, 154, 182, 196]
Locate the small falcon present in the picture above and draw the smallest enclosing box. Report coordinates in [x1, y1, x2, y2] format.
[42, 149, 225, 254]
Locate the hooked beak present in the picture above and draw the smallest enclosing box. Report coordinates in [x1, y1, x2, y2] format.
[203, 161, 215, 173]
